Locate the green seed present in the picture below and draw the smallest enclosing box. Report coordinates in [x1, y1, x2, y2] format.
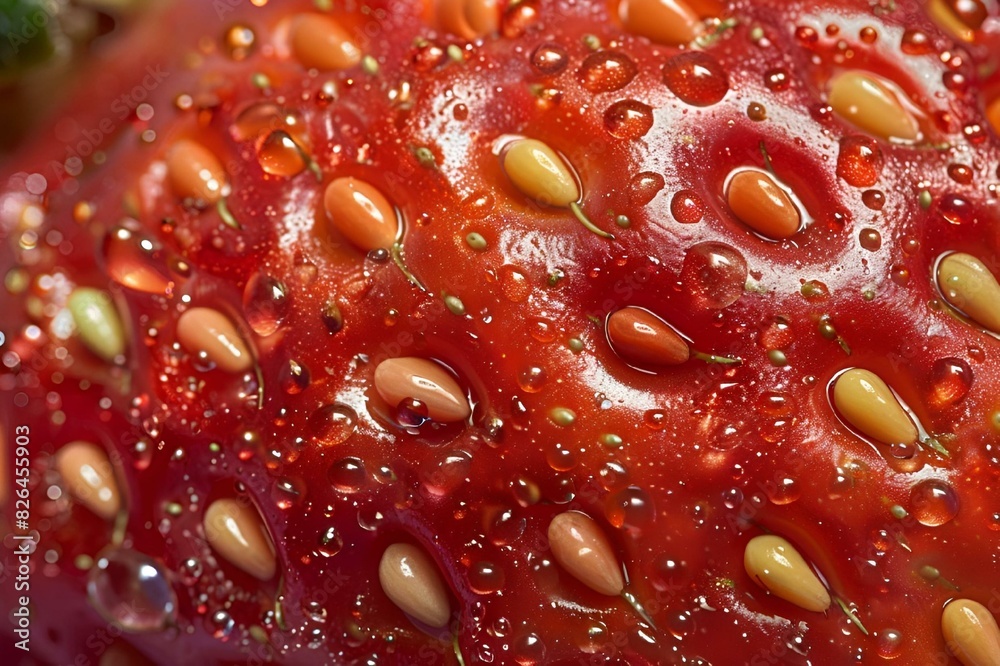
[67, 287, 126, 362]
[890, 505, 908, 519]
[411, 145, 436, 168]
[919, 565, 940, 581]
[768, 349, 787, 366]
[549, 407, 576, 427]
[447, 44, 463, 62]
[362, 54, 379, 75]
[919, 189, 932, 209]
[443, 292, 466, 316]
[568, 337, 584, 353]
[465, 232, 487, 251]
[600, 433, 623, 448]
[615, 214, 631, 228]
[583, 34, 601, 50]
[164, 502, 183, 516]
[251, 72, 271, 88]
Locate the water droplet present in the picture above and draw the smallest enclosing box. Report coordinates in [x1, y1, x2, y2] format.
[764, 68, 790, 91]
[422, 450, 473, 496]
[271, 476, 305, 509]
[224, 24, 255, 60]
[280, 359, 310, 394]
[936, 193, 974, 225]
[211, 609, 235, 639]
[529, 317, 557, 343]
[488, 508, 526, 546]
[598, 461, 629, 491]
[317, 526, 343, 557]
[546, 444, 577, 472]
[500, 0, 539, 38]
[513, 632, 546, 665]
[901, 29, 932, 55]
[258, 130, 306, 177]
[910, 479, 959, 526]
[947, 164, 974, 184]
[875, 628, 904, 659]
[309, 404, 357, 446]
[578, 51, 637, 93]
[469, 561, 505, 594]
[859, 228, 882, 251]
[862, 189, 886, 210]
[929, 357, 973, 408]
[603, 99, 654, 139]
[890, 265, 910, 286]
[680, 242, 749, 309]
[663, 52, 729, 106]
[328, 457, 367, 493]
[765, 477, 801, 505]
[102, 226, 175, 296]
[629, 171, 665, 206]
[531, 43, 568, 74]
[243, 272, 290, 337]
[517, 366, 548, 393]
[87, 548, 177, 632]
[837, 135, 883, 188]
[670, 190, 705, 224]
[644, 409, 667, 430]
[499, 264, 531, 302]
[605, 486, 655, 531]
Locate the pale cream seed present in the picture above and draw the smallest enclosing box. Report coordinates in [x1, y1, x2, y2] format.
[744, 534, 831, 612]
[67, 287, 126, 363]
[937, 252, 1000, 334]
[176, 307, 253, 373]
[618, 0, 703, 46]
[828, 71, 920, 142]
[378, 543, 451, 628]
[832, 368, 918, 445]
[942, 599, 1000, 666]
[373, 357, 471, 422]
[323, 177, 399, 251]
[548, 511, 624, 596]
[55, 441, 122, 521]
[501, 138, 581, 208]
[435, 0, 499, 39]
[203, 498, 277, 581]
[726, 170, 801, 240]
[166, 139, 228, 204]
[289, 13, 362, 71]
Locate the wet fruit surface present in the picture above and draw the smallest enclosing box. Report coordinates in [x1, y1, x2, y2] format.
[2, 0, 1000, 664]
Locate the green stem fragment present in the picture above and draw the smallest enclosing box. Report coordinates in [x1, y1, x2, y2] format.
[833, 596, 869, 636]
[391, 242, 427, 292]
[622, 590, 659, 632]
[216, 197, 242, 229]
[692, 350, 742, 365]
[570, 201, 615, 240]
[255, 363, 266, 411]
[453, 634, 466, 666]
[920, 436, 951, 458]
[695, 17, 739, 48]
[759, 141, 776, 177]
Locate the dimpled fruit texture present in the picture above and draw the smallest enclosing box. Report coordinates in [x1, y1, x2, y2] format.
[2, 0, 1000, 664]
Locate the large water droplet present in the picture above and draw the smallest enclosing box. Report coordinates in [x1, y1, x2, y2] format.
[258, 130, 306, 177]
[243, 272, 289, 337]
[103, 227, 174, 295]
[309, 404, 358, 446]
[663, 52, 729, 106]
[910, 479, 959, 526]
[578, 51, 637, 93]
[469, 560, 506, 594]
[530, 43, 568, 75]
[604, 100, 654, 139]
[605, 485, 655, 531]
[929, 357, 973, 408]
[87, 548, 177, 632]
[328, 457, 367, 493]
[680, 242, 748, 309]
[670, 190, 705, 224]
[422, 450, 472, 496]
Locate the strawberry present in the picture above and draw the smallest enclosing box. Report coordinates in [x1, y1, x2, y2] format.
[2, 0, 1000, 664]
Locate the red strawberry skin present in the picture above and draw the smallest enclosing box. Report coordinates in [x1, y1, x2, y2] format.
[3, 0, 1000, 664]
